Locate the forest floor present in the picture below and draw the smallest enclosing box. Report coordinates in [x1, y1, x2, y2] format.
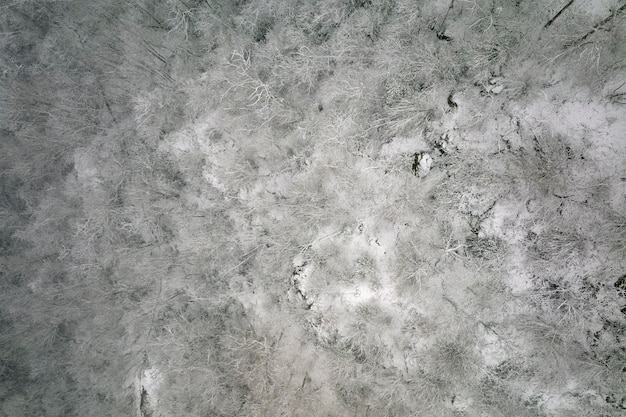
[1, 1, 626, 416]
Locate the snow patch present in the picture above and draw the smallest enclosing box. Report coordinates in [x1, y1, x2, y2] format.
[480, 330, 509, 367]
[138, 367, 163, 416]
[142, 367, 163, 398]
[202, 167, 228, 194]
[379, 136, 429, 156]
[73, 149, 101, 187]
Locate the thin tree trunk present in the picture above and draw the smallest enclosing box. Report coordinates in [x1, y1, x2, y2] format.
[544, 0, 575, 28]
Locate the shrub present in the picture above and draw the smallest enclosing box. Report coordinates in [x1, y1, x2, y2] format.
[465, 235, 507, 260]
[426, 332, 480, 382]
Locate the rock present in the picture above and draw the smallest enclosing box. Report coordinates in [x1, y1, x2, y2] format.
[433, 132, 459, 155]
[412, 152, 433, 176]
[435, 133, 451, 154]
[447, 92, 458, 109]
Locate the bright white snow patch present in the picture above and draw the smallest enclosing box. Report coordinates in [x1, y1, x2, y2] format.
[142, 367, 163, 404]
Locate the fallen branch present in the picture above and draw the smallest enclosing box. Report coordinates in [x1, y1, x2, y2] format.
[219, 245, 263, 279]
[566, 3, 626, 47]
[544, 0, 575, 28]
